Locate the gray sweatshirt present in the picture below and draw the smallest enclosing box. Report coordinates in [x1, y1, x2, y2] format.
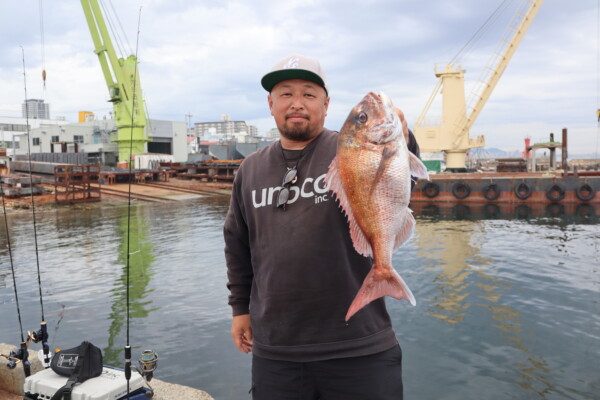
[224, 128, 419, 362]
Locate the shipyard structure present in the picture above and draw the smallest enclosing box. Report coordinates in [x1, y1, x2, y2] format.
[1, 109, 187, 167]
[193, 114, 276, 161]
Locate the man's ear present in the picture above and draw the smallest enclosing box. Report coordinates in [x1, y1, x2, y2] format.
[268, 94, 274, 115]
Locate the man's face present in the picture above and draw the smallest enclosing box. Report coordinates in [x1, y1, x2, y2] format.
[268, 79, 330, 143]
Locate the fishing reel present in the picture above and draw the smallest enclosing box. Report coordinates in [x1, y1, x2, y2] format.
[5, 342, 31, 377]
[28, 321, 51, 367]
[28, 328, 45, 344]
[138, 349, 158, 382]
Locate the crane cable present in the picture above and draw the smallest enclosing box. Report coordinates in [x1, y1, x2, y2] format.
[39, 0, 47, 92]
[99, 0, 132, 58]
[108, 0, 133, 55]
[449, 0, 516, 66]
[99, 0, 124, 58]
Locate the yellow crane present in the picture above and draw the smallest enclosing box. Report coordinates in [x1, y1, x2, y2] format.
[414, 0, 544, 171]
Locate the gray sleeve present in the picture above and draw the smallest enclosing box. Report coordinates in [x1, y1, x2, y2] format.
[223, 172, 253, 316]
[408, 129, 422, 189]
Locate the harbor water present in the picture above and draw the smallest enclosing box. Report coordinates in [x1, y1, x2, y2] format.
[0, 196, 599, 399]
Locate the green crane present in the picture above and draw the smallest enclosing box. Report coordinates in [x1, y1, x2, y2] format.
[81, 0, 148, 165]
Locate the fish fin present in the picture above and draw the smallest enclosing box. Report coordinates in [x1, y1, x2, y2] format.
[409, 152, 430, 180]
[393, 209, 415, 250]
[348, 216, 372, 257]
[345, 265, 416, 321]
[326, 156, 373, 257]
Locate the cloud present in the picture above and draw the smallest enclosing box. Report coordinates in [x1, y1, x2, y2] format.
[1, 0, 597, 155]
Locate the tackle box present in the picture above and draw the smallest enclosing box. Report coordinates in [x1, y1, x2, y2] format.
[23, 366, 147, 400]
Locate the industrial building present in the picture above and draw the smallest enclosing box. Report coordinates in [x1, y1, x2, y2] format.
[0, 115, 65, 159]
[11, 114, 188, 167]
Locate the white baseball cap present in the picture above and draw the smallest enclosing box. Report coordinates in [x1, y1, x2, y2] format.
[261, 54, 328, 95]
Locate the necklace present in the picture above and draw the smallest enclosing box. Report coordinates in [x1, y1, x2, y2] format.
[279, 143, 305, 184]
[276, 143, 306, 209]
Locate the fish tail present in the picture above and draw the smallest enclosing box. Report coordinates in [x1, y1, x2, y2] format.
[345, 266, 415, 321]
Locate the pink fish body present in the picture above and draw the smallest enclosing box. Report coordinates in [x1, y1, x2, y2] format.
[326, 91, 429, 321]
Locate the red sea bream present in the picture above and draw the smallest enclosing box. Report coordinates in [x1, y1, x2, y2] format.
[326, 91, 429, 321]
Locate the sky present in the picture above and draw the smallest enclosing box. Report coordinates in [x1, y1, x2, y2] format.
[0, 0, 598, 156]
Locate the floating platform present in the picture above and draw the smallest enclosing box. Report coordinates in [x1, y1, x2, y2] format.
[411, 172, 599, 204]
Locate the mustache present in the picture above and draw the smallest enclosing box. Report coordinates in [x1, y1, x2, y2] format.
[285, 112, 309, 119]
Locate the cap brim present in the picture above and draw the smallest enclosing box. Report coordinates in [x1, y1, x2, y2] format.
[261, 69, 327, 94]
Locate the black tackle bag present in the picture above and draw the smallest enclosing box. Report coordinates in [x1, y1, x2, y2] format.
[49, 341, 103, 400]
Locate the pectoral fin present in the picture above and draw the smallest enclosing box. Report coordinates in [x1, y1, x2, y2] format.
[393, 209, 415, 250]
[409, 152, 430, 180]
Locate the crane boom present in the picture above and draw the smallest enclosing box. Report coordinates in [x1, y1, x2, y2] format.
[462, 0, 543, 135]
[81, 0, 148, 164]
[414, 0, 544, 171]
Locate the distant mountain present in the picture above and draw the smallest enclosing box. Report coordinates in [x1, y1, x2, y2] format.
[470, 148, 522, 159]
[424, 148, 599, 160]
[471, 148, 599, 160]
[567, 153, 600, 160]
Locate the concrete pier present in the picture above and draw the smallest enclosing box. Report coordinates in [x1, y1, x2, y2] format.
[0, 343, 213, 399]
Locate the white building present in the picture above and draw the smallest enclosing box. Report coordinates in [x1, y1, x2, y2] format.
[13, 116, 188, 166]
[266, 128, 281, 140]
[194, 115, 259, 141]
[146, 119, 188, 163]
[0, 116, 65, 159]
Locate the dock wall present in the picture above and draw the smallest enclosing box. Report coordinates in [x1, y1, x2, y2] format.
[412, 172, 599, 204]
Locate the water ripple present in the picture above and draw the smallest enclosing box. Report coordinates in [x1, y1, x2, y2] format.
[0, 200, 598, 399]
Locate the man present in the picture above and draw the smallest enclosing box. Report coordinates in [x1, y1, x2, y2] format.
[224, 54, 420, 399]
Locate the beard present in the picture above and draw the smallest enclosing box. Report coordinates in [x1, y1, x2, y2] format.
[279, 120, 317, 142]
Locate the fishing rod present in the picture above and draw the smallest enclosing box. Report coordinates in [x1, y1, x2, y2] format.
[21, 46, 51, 369]
[122, 7, 158, 397]
[0, 169, 31, 377]
[1, 47, 51, 379]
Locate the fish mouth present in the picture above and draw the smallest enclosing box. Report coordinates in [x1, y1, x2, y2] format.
[362, 91, 401, 143]
[378, 91, 394, 109]
[365, 91, 394, 109]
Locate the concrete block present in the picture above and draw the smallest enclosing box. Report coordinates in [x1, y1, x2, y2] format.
[0, 342, 44, 395]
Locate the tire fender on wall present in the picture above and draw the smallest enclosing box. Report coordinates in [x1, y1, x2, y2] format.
[452, 182, 471, 199]
[482, 183, 501, 201]
[514, 182, 532, 200]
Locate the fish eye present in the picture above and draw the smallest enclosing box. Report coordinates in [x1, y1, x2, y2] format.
[357, 112, 368, 123]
